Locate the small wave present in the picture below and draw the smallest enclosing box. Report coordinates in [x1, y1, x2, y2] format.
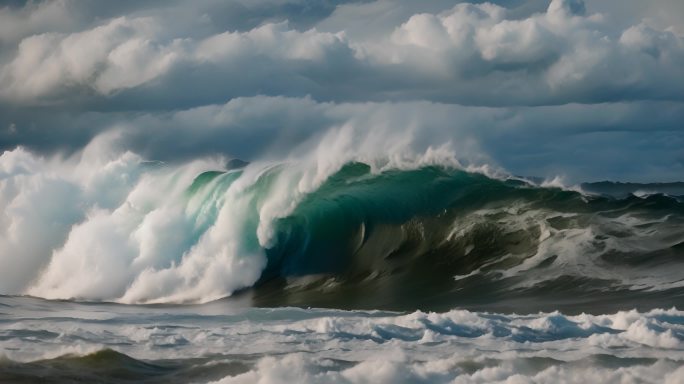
[0, 349, 252, 384]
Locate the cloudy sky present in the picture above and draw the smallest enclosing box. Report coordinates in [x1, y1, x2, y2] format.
[1, 0, 683, 182]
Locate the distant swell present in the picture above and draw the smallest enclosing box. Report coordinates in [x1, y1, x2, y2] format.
[1, 147, 683, 311]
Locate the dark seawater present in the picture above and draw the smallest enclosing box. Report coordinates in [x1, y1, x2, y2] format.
[0, 349, 252, 384]
[219, 164, 684, 314]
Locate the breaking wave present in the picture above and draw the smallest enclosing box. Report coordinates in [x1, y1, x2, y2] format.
[1, 142, 683, 311]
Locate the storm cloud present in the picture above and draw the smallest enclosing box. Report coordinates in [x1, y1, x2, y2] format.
[1, 0, 683, 182]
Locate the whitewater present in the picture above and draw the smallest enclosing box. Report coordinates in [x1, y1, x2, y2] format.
[1, 297, 683, 383]
[1, 134, 684, 383]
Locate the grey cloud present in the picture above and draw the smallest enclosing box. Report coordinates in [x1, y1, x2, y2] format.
[1, 0, 683, 109]
[584, 0, 684, 35]
[1, 0, 683, 183]
[315, 0, 554, 40]
[0, 0, 364, 40]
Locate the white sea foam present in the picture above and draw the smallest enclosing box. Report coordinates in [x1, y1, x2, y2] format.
[0, 298, 683, 383]
[210, 355, 684, 384]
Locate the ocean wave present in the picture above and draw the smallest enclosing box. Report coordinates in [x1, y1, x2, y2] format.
[0, 145, 683, 309]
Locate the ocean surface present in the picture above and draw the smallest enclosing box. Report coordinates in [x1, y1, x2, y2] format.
[1, 297, 684, 383]
[1, 158, 684, 383]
